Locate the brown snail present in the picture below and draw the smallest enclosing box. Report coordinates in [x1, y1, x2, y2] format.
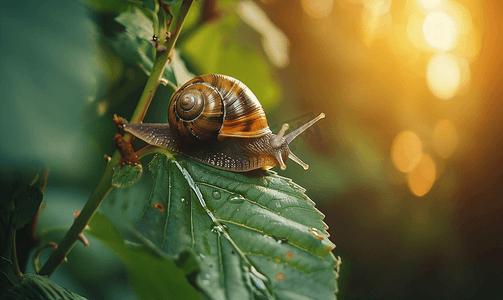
[122, 74, 325, 172]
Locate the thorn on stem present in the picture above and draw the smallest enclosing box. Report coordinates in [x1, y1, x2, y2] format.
[74, 210, 90, 247]
[150, 34, 167, 52]
[159, 78, 169, 86]
[33, 242, 60, 273]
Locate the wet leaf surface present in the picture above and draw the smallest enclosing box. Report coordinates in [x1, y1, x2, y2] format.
[130, 155, 339, 299]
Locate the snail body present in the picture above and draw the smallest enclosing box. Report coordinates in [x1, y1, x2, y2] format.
[122, 74, 325, 172]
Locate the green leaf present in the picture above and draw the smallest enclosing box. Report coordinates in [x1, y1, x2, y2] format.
[12, 185, 44, 231]
[112, 164, 143, 188]
[180, 14, 282, 111]
[0, 169, 46, 292]
[1, 273, 86, 300]
[133, 154, 339, 299]
[115, 8, 155, 42]
[100, 7, 178, 85]
[87, 212, 200, 300]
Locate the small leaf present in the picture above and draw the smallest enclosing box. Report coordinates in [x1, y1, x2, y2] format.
[133, 155, 339, 299]
[105, 7, 178, 84]
[112, 164, 143, 188]
[1, 273, 87, 300]
[88, 212, 199, 300]
[0, 168, 46, 291]
[115, 9, 155, 42]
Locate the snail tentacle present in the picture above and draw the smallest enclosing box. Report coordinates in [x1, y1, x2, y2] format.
[269, 113, 325, 170]
[284, 113, 325, 145]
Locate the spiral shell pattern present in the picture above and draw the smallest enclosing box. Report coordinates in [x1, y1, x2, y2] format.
[168, 74, 271, 143]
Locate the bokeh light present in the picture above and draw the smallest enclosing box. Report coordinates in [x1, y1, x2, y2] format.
[457, 30, 481, 60]
[364, 0, 392, 16]
[456, 55, 471, 94]
[416, 0, 446, 13]
[407, 12, 430, 51]
[392, 131, 423, 173]
[448, 1, 473, 35]
[408, 154, 436, 196]
[362, 0, 392, 43]
[433, 119, 458, 158]
[422, 12, 459, 51]
[301, 0, 333, 19]
[426, 53, 460, 99]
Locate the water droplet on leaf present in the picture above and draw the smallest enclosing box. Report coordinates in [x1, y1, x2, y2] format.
[229, 194, 245, 204]
[210, 222, 228, 233]
[310, 227, 324, 240]
[212, 190, 221, 199]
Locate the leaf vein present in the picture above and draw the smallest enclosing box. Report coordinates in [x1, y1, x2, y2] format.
[217, 219, 325, 259]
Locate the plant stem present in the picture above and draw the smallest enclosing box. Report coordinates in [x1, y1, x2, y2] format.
[127, 0, 194, 136]
[37, 0, 193, 277]
[12, 230, 22, 278]
[37, 152, 118, 277]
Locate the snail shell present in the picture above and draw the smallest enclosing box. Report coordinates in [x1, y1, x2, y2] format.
[168, 74, 271, 142]
[122, 74, 325, 172]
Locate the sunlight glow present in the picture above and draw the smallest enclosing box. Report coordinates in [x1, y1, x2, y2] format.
[407, 13, 430, 51]
[433, 120, 458, 158]
[362, 0, 392, 43]
[408, 154, 436, 196]
[426, 53, 461, 99]
[422, 12, 459, 52]
[392, 131, 423, 173]
[301, 0, 333, 19]
[416, 0, 446, 13]
[364, 0, 392, 16]
[449, 1, 472, 35]
[456, 55, 471, 94]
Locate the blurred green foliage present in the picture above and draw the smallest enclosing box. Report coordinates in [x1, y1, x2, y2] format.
[88, 212, 199, 300]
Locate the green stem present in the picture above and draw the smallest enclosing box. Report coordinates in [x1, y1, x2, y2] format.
[12, 230, 22, 278]
[37, 0, 194, 277]
[127, 0, 194, 129]
[37, 153, 118, 277]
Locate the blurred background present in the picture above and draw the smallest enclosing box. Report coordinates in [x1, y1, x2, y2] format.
[1, 0, 502, 299]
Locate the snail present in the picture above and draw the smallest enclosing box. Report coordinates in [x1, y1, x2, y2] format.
[121, 74, 325, 172]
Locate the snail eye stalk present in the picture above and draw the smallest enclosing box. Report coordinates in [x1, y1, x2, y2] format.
[271, 113, 325, 170]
